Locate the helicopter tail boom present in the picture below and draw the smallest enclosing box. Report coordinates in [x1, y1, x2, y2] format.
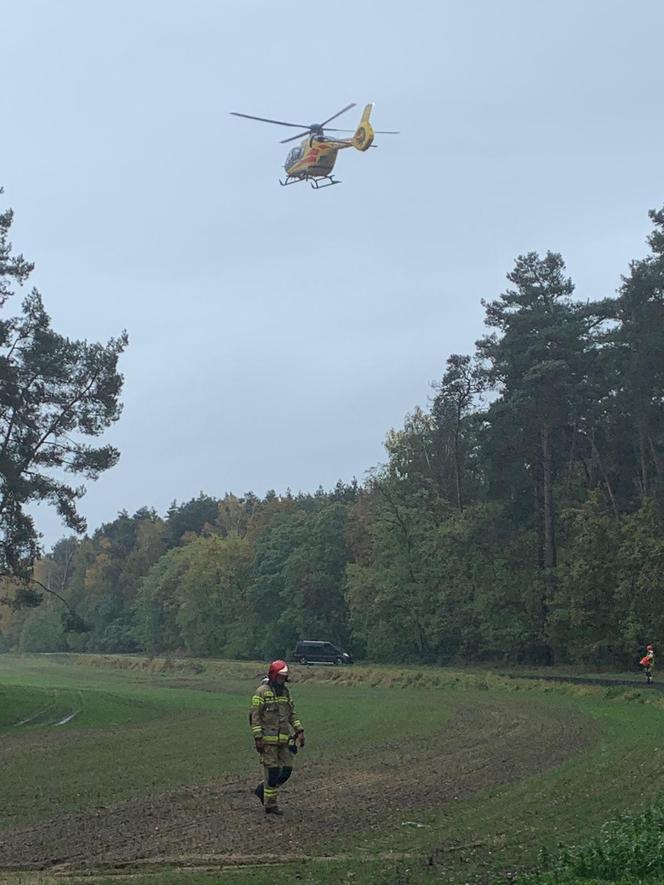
[351, 103, 375, 152]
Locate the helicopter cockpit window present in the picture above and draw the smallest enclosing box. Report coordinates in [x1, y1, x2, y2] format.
[286, 146, 303, 167]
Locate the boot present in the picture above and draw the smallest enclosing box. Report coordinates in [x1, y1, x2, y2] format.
[254, 784, 264, 805]
[265, 805, 283, 816]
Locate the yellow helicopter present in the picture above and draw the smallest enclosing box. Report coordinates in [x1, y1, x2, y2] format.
[230, 102, 398, 189]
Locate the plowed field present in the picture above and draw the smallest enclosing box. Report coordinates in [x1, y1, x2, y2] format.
[0, 696, 593, 875]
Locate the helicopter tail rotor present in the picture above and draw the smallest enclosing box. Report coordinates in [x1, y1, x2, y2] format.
[351, 103, 375, 152]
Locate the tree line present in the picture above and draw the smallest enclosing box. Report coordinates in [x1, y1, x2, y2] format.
[1, 198, 663, 667]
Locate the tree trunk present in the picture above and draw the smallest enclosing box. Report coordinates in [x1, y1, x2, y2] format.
[453, 411, 463, 513]
[648, 433, 662, 480]
[540, 425, 556, 665]
[534, 460, 545, 571]
[590, 433, 620, 520]
[639, 422, 649, 501]
[541, 425, 557, 573]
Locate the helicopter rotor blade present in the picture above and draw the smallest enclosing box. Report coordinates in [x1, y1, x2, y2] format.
[230, 112, 310, 129]
[319, 102, 357, 127]
[323, 127, 400, 135]
[280, 131, 312, 144]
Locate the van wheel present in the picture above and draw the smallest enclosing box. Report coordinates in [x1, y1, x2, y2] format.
[336, 657, 343, 666]
[299, 656, 308, 665]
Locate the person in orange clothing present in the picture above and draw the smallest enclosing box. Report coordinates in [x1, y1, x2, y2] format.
[640, 643, 655, 685]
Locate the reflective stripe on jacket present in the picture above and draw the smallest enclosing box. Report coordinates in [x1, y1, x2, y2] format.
[250, 682, 303, 744]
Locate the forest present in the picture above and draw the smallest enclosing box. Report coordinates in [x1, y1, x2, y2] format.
[2, 205, 663, 668]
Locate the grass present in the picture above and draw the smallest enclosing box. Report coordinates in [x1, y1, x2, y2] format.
[0, 656, 252, 828]
[2, 653, 664, 883]
[0, 654, 455, 832]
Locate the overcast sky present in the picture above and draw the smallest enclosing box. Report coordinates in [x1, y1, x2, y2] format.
[3, 0, 663, 548]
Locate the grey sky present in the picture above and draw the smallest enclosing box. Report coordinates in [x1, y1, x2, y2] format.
[3, 0, 663, 548]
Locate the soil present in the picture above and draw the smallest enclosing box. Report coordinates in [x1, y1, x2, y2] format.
[0, 697, 596, 875]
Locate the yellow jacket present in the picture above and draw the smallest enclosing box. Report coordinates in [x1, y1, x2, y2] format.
[249, 681, 303, 745]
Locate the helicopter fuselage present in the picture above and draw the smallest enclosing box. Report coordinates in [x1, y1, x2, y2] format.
[283, 136, 350, 181]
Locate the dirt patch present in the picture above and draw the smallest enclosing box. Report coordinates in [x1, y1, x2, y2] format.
[0, 696, 596, 874]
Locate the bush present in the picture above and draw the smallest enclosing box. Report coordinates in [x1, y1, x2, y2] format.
[520, 797, 664, 883]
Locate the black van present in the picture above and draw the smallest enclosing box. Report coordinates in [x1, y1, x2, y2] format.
[293, 640, 353, 666]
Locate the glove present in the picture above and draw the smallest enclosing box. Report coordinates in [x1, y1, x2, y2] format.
[254, 737, 265, 753]
[296, 730, 305, 748]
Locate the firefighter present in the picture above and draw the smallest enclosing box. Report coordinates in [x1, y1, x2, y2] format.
[249, 659, 305, 815]
[640, 643, 655, 684]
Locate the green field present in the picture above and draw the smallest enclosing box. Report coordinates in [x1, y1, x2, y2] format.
[1, 654, 664, 885]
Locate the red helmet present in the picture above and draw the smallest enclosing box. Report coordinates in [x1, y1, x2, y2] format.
[268, 659, 289, 681]
[647, 644, 654, 651]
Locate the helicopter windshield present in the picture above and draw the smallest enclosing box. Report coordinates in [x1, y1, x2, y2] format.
[285, 146, 303, 169]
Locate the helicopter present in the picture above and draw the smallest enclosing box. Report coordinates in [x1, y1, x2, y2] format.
[230, 102, 398, 189]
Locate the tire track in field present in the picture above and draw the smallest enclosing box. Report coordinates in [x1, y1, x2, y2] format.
[0, 697, 596, 872]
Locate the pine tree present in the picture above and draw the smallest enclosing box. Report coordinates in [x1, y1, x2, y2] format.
[0, 195, 127, 587]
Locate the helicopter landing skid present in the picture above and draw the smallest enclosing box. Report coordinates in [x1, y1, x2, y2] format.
[278, 175, 341, 189]
[309, 175, 340, 189]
